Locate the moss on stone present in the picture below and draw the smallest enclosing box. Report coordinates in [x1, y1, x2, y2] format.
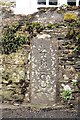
[64, 12, 77, 22]
[2, 90, 14, 101]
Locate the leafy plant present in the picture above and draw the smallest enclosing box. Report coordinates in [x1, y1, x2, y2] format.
[62, 90, 72, 100]
[25, 22, 44, 34]
[25, 22, 33, 34]
[2, 23, 28, 54]
[32, 22, 44, 33]
[1, 21, 45, 54]
[72, 79, 77, 86]
[47, 23, 55, 29]
[47, 23, 59, 29]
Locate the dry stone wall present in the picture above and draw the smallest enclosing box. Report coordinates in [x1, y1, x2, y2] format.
[1, 5, 80, 107]
[58, 30, 80, 105]
[1, 45, 31, 104]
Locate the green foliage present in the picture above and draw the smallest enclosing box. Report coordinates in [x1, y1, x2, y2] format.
[72, 79, 77, 86]
[47, 23, 59, 29]
[2, 22, 28, 54]
[25, 22, 33, 34]
[9, 22, 20, 33]
[25, 22, 44, 34]
[32, 22, 44, 33]
[68, 20, 80, 27]
[1, 21, 45, 54]
[47, 23, 55, 29]
[62, 90, 72, 100]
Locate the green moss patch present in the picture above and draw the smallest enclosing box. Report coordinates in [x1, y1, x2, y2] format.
[64, 12, 77, 22]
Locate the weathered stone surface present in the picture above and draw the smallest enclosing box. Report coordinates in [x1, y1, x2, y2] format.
[1, 5, 80, 107]
[32, 10, 63, 25]
[1, 46, 30, 103]
[31, 33, 58, 105]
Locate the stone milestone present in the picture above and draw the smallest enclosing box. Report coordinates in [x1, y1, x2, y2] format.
[31, 33, 58, 105]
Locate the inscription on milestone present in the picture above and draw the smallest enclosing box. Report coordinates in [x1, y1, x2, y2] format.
[31, 34, 58, 105]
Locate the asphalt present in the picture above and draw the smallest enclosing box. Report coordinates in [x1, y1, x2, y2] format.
[0, 103, 80, 119]
[1, 108, 80, 118]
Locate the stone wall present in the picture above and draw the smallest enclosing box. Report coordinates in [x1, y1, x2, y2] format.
[58, 27, 80, 106]
[1, 5, 80, 107]
[1, 45, 31, 104]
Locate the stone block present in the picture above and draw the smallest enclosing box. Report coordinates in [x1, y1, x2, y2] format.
[31, 34, 58, 105]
